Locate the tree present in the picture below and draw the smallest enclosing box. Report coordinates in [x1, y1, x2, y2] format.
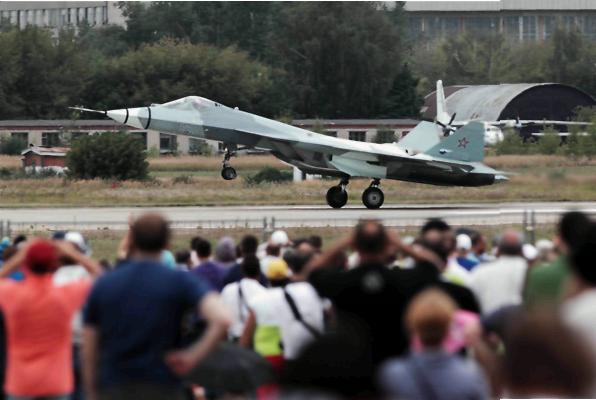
[381, 64, 422, 118]
[271, 2, 405, 118]
[0, 136, 27, 155]
[66, 132, 148, 180]
[83, 40, 276, 116]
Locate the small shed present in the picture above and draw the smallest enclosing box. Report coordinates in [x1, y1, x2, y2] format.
[21, 146, 68, 174]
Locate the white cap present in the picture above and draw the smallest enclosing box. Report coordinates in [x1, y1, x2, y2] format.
[64, 231, 91, 255]
[456, 234, 472, 251]
[270, 230, 290, 246]
[523, 243, 538, 261]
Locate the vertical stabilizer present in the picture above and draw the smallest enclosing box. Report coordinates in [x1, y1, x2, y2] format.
[436, 80, 451, 125]
[425, 121, 485, 162]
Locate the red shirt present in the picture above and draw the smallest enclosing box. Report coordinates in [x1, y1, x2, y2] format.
[0, 274, 91, 396]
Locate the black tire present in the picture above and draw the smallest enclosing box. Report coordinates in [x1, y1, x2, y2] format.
[362, 187, 384, 209]
[326, 186, 348, 209]
[221, 166, 237, 180]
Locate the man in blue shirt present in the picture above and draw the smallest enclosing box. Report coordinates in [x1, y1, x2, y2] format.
[82, 213, 232, 400]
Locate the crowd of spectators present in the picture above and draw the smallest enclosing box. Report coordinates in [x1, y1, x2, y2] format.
[0, 210, 595, 400]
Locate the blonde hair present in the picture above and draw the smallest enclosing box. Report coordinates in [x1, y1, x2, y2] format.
[406, 288, 456, 347]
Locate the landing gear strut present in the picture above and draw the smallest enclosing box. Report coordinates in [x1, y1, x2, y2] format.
[221, 146, 237, 180]
[326, 177, 349, 209]
[362, 179, 384, 209]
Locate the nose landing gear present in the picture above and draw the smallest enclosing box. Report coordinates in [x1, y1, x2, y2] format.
[326, 177, 349, 209]
[221, 146, 237, 180]
[362, 179, 384, 209]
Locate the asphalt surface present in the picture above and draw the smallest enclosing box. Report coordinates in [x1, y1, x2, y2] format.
[2, 202, 596, 230]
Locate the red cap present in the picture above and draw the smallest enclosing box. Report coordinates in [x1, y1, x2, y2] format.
[25, 240, 59, 273]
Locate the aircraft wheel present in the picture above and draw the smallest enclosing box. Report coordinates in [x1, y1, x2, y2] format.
[221, 166, 237, 180]
[326, 186, 348, 209]
[362, 187, 384, 209]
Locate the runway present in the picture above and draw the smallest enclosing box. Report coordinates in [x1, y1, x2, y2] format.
[1, 202, 596, 231]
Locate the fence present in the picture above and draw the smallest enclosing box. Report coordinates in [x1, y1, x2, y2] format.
[0, 208, 590, 245]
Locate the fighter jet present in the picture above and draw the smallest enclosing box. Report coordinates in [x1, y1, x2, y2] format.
[72, 96, 506, 209]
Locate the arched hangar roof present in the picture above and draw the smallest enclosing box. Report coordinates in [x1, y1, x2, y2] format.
[422, 83, 596, 122]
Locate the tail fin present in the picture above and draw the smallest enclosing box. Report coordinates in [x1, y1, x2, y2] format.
[436, 80, 451, 125]
[425, 121, 485, 162]
[396, 121, 441, 153]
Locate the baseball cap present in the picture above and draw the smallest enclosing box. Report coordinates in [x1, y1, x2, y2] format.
[456, 234, 472, 251]
[266, 259, 290, 280]
[64, 231, 91, 255]
[25, 240, 59, 273]
[270, 230, 290, 246]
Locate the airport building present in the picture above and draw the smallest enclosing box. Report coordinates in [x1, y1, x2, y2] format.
[421, 82, 596, 135]
[404, 0, 596, 42]
[0, 119, 416, 156]
[0, 2, 125, 32]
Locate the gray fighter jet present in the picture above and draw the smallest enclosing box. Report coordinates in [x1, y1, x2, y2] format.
[73, 96, 507, 209]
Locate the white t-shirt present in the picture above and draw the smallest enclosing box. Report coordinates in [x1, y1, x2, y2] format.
[469, 256, 528, 315]
[53, 265, 91, 345]
[564, 289, 596, 360]
[221, 278, 267, 339]
[250, 282, 325, 360]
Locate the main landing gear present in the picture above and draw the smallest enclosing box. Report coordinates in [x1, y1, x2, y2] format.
[325, 178, 385, 209]
[326, 178, 349, 209]
[221, 147, 237, 180]
[362, 179, 384, 209]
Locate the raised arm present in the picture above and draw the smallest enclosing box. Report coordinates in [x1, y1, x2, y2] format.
[165, 293, 232, 375]
[55, 241, 103, 278]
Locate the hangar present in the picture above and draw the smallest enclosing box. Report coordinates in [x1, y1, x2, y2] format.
[422, 83, 596, 135]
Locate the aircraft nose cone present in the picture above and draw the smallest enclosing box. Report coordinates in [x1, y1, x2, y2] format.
[106, 109, 129, 124]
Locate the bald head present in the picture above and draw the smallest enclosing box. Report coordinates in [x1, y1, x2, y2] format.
[498, 230, 523, 256]
[354, 220, 388, 255]
[131, 213, 171, 253]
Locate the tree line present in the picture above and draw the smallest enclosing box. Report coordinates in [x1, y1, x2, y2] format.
[0, 2, 421, 120]
[2, 2, 596, 122]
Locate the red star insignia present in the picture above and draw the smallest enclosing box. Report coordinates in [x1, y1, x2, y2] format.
[458, 137, 470, 148]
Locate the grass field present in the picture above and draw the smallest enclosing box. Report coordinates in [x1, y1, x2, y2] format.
[0, 154, 595, 207]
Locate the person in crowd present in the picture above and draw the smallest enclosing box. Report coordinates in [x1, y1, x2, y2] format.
[174, 250, 192, 271]
[419, 219, 469, 286]
[469, 230, 527, 314]
[222, 235, 267, 286]
[0, 239, 101, 400]
[562, 222, 596, 357]
[454, 234, 478, 271]
[501, 311, 595, 398]
[522, 243, 539, 267]
[241, 247, 325, 362]
[525, 211, 592, 307]
[378, 288, 489, 400]
[0, 247, 24, 281]
[469, 231, 491, 264]
[260, 243, 281, 276]
[308, 235, 323, 253]
[257, 230, 291, 259]
[535, 238, 556, 264]
[307, 219, 447, 366]
[53, 231, 94, 400]
[82, 213, 231, 400]
[190, 237, 227, 291]
[214, 237, 237, 271]
[266, 258, 291, 287]
[221, 255, 267, 342]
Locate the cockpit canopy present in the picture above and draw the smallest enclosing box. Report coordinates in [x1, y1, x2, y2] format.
[160, 96, 227, 111]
